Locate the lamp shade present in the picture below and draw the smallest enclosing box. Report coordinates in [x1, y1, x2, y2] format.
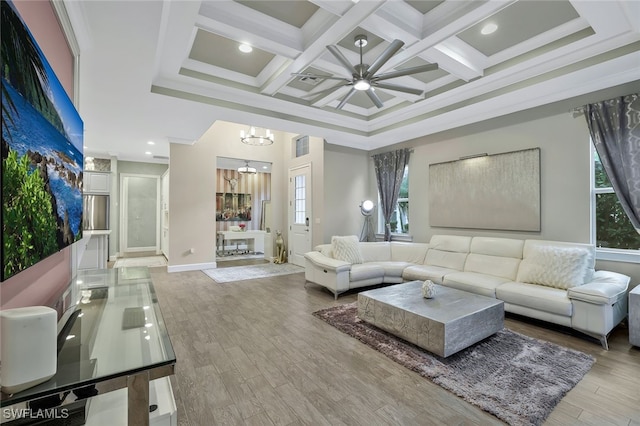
[360, 200, 375, 216]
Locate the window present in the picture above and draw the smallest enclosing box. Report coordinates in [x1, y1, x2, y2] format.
[295, 136, 309, 158]
[592, 147, 640, 256]
[379, 165, 409, 235]
[294, 175, 306, 224]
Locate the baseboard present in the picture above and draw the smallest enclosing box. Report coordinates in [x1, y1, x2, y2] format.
[167, 262, 216, 273]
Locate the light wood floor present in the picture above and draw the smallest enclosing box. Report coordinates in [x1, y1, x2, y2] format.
[148, 264, 640, 426]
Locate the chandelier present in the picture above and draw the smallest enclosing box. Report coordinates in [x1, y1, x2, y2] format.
[240, 126, 274, 146]
[238, 160, 256, 174]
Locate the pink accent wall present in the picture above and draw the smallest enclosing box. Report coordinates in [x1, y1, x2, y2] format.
[12, 0, 74, 99]
[1, 0, 75, 310]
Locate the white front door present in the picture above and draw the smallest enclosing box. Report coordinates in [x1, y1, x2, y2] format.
[288, 164, 312, 266]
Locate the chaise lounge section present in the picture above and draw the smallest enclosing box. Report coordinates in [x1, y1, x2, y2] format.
[304, 235, 630, 349]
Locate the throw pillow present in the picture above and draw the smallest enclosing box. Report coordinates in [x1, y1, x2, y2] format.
[320, 245, 334, 258]
[331, 235, 364, 264]
[517, 245, 590, 289]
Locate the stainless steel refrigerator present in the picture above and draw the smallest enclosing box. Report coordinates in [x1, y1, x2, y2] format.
[83, 195, 109, 230]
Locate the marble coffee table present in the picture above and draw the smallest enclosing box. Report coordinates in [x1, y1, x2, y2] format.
[357, 281, 504, 357]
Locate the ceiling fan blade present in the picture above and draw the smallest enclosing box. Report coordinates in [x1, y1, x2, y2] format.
[372, 63, 439, 81]
[365, 89, 384, 108]
[365, 39, 404, 78]
[303, 83, 349, 98]
[291, 73, 350, 82]
[372, 82, 423, 96]
[326, 45, 357, 76]
[336, 88, 357, 109]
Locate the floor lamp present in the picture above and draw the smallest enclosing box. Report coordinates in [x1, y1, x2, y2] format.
[359, 200, 376, 242]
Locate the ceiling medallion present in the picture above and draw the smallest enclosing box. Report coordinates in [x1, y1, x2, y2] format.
[240, 126, 274, 146]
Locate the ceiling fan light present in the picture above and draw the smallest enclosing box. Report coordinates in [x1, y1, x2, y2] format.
[354, 79, 371, 91]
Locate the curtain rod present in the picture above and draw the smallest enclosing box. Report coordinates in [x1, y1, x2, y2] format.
[370, 148, 414, 157]
[571, 106, 586, 118]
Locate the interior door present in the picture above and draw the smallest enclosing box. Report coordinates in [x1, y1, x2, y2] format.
[121, 174, 161, 254]
[289, 164, 312, 266]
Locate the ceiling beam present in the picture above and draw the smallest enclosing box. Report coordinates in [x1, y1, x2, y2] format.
[259, 0, 386, 96]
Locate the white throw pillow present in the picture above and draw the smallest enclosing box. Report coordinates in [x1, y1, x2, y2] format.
[331, 235, 364, 264]
[517, 246, 590, 289]
[320, 245, 334, 258]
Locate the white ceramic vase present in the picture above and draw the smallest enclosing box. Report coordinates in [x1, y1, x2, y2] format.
[422, 280, 436, 299]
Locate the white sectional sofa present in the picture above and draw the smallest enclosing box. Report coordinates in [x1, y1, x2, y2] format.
[304, 235, 630, 349]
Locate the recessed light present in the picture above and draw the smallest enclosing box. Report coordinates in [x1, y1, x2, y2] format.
[145, 151, 152, 155]
[238, 43, 253, 53]
[262, 166, 268, 169]
[147, 141, 155, 145]
[481, 23, 498, 35]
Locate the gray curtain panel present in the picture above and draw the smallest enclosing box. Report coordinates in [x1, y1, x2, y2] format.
[373, 148, 411, 241]
[584, 93, 640, 234]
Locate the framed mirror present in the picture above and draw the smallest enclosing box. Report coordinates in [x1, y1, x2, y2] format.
[260, 200, 271, 232]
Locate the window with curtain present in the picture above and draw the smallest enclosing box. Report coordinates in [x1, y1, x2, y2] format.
[378, 165, 409, 235]
[592, 147, 640, 252]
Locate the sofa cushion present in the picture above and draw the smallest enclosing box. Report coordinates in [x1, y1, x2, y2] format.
[496, 282, 572, 317]
[470, 237, 524, 258]
[349, 264, 385, 282]
[464, 253, 521, 281]
[390, 242, 429, 263]
[517, 245, 591, 289]
[368, 261, 413, 278]
[360, 242, 391, 262]
[401, 265, 458, 284]
[429, 235, 472, 252]
[443, 272, 510, 298]
[331, 235, 364, 264]
[424, 249, 468, 270]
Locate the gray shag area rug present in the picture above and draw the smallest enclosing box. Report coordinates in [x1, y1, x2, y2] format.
[203, 263, 304, 283]
[313, 302, 595, 426]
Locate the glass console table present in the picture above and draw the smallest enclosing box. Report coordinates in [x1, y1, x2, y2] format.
[0, 267, 176, 425]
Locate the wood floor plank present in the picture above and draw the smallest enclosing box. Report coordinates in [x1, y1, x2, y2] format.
[219, 369, 264, 420]
[149, 266, 640, 426]
[246, 377, 298, 426]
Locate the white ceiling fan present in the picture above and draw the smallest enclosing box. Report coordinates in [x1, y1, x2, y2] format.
[293, 35, 438, 109]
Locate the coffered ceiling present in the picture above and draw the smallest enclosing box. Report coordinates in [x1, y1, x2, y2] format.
[66, 0, 640, 161]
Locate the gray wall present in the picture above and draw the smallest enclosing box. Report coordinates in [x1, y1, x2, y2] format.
[323, 144, 370, 243]
[366, 111, 639, 285]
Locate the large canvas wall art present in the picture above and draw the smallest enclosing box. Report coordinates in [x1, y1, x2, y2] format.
[429, 148, 540, 231]
[1, 1, 83, 281]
